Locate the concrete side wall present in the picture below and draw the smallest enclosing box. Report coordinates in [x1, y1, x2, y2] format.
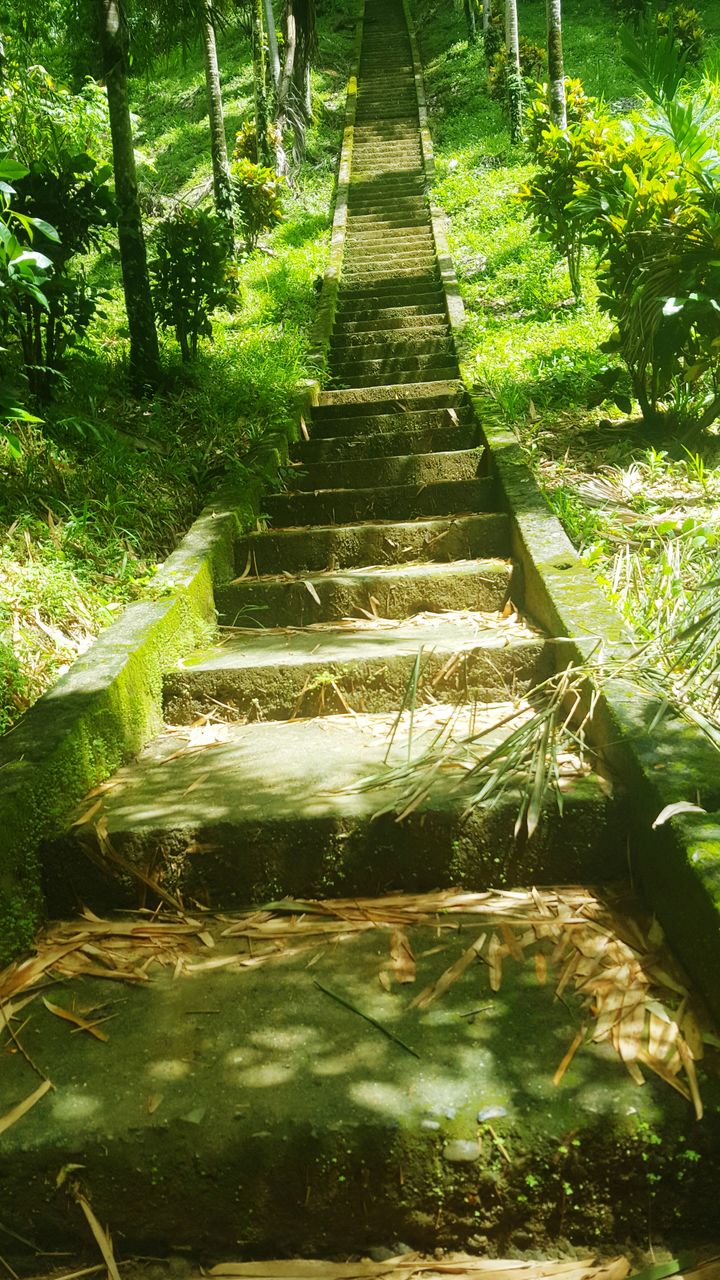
[309, 3, 364, 367]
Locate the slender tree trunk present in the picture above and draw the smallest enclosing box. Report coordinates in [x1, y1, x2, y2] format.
[463, 0, 477, 43]
[251, 0, 271, 165]
[97, 0, 160, 389]
[263, 0, 281, 90]
[483, 0, 490, 34]
[505, 0, 524, 144]
[546, 0, 567, 128]
[201, 3, 234, 233]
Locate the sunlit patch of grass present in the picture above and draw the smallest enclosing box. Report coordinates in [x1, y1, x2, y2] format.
[0, 0, 356, 734]
[415, 0, 720, 653]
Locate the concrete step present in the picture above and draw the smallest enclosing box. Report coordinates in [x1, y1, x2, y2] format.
[48, 704, 623, 915]
[335, 294, 447, 321]
[332, 360, 459, 389]
[332, 323, 450, 348]
[235, 512, 511, 575]
[316, 380, 463, 410]
[287, 448, 483, 492]
[333, 305, 448, 329]
[307, 403, 473, 436]
[6, 903, 714, 1256]
[297, 424, 478, 459]
[263, 477, 493, 527]
[164, 611, 551, 724]
[334, 319, 450, 340]
[330, 337, 455, 363]
[216, 556, 511, 629]
[341, 263, 439, 284]
[344, 234, 435, 253]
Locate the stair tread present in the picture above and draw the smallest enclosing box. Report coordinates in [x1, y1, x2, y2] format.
[179, 608, 542, 673]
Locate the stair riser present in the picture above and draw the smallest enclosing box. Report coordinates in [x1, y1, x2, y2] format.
[235, 512, 510, 575]
[264, 477, 493, 527]
[330, 338, 454, 361]
[164, 641, 551, 726]
[315, 389, 462, 416]
[217, 559, 511, 629]
[297, 425, 478, 457]
[307, 406, 472, 435]
[49, 792, 624, 919]
[332, 364, 459, 389]
[288, 448, 482, 491]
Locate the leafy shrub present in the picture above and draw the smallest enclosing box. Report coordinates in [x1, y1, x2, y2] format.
[519, 86, 614, 298]
[0, 635, 27, 736]
[521, 25, 720, 429]
[9, 154, 115, 399]
[233, 120, 283, 165]
[151, 207, 239, 361]
[483, 7, 505, 63]
[230, 158, 285, 248]
[488, 39, 545, 103]
[656, 6, 704, 60]
[0, 61, 114, 401]
[525, 78, 597, 155]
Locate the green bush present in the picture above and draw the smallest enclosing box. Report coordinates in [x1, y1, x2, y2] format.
[521, 26, 720, 429]
[656, 6, 704, 60]
[230, 158, 285, 249]
[519, 85, 613, 298]
[525, 78, 597, 156]
[151, 207, 240, 362]
[488, 39, 545, 103]
[233, 120, 283, 165]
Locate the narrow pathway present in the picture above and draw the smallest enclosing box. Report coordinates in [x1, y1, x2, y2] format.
[14, 0, 719, 1259]
[55, 0, 616, 898]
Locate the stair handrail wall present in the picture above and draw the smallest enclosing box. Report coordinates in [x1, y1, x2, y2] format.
[308, 0, 365, 375]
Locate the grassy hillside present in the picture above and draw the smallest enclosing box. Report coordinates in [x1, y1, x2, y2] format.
[414, 0, 720, 641]
[0, 6, 355, 733]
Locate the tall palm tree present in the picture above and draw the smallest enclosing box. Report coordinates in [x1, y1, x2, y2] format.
[505, 0, 523, 143]
[96, 0, 160, 388]
[546, 0, 567, 128]
[201, 1, 234, 231]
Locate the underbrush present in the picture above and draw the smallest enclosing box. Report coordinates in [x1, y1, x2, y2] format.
[414, 0, 720, 641]
[0, 5, 355, 732]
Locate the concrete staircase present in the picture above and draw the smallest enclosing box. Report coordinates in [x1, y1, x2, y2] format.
[13, 0, 719, 1260]
[48, 0, 621, 911]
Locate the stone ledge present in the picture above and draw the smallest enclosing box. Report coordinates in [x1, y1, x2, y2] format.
[0, 476, 270, 963]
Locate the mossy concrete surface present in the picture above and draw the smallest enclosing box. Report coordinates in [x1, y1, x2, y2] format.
[0, 476, 276, 965]
[1, 925, 717, 1262]
[45, 709, 624, 913]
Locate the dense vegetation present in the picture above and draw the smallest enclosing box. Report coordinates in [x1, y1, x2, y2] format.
[0, 0, 354, 732]
[416, 0, 720, 644]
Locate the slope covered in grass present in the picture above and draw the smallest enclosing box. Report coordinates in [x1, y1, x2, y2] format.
[414, 0, 720, 641]
[0, 5, 355, 733]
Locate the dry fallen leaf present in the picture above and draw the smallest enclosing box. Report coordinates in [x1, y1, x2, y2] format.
[0, 1078, 52, 1136]
[390, 929, 416, 985]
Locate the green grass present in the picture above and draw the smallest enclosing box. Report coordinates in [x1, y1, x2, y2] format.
[0, 4, 356, 732]
[413, 0, 720, 641]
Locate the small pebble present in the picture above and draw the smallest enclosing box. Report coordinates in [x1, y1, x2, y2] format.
[443, 1139, 480, 1164]
[368, 1249, 396, 1263]
[477, 1105, 508, 1122]
[421, 1119, 441, 1131]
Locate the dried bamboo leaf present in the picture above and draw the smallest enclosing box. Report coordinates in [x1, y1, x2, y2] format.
[42, 998, 110, 1042]
[553, 1026, 586, 1086]
[73, 1191, 122, 1280]
[410, 934, 486, 1011]
[0, 1078, 52, 1135]
[390, 930, 416, 985]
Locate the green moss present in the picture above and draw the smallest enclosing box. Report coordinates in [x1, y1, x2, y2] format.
[0, 467, 296, 966]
